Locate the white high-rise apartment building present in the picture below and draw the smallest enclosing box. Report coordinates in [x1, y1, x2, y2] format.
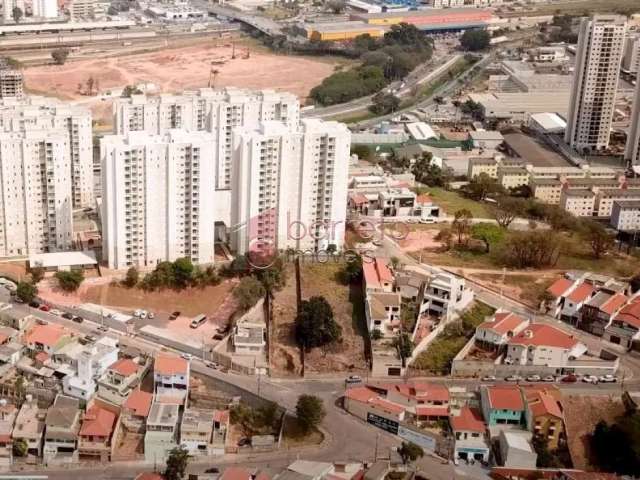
[622, 34, 640, 74]
[565, 15, 626, 153]
[0, 130, 73, 257]
[3, 0, 24, 21]
[0, 98, 93, 208]
[101, 130, 216, 270]
[231, 119, 350, 256]
[113, 88, 299, 190]
[625, 79, 640, 165]
[32, 0, 58, 18]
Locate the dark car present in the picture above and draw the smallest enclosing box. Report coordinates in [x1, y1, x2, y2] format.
[62, 312, 74, 320]
[39, 305, 50, 312]
[561, 374, 578, 383]
[169, 311, 181, 320]
[205, 468, 220, 474]
[29, 301, 40, 308]
[72, 316, 84, 323]
[237, 438, 250, 447]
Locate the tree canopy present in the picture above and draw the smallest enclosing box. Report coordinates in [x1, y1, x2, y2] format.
[51, 48, 70, 65]
[233, 276, 266, 311]
[295, 296, 342, 349]
[55, 270, 84, 292]
[16, 281, 36, 303]
[164, 445, 190, 480]
[398, 441, 424, 464]
[295, 394, 326, 434]
[460, 29, 491, 51]
[370, 91, 400, 115]
[471, 222, 505, 253]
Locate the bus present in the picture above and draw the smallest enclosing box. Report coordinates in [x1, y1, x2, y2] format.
[190, 314, 207, 329]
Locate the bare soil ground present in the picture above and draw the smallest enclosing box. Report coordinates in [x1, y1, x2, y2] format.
[562, 395, 625, 470]
[438, 125, 472, 141]
[0, 262, 27, 282]
[23, 42, 338, 126]
[468, 272, 561, 308]
[38, 276, 236, 318]
[270, 262, 368, 377]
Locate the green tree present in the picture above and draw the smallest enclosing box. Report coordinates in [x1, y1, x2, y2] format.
[16, 281, 37, 303]
[295, 394, 326, 434]
[352, 33, 378, 52]
[394, 332, 413, 363]
[12, 7, 23, 23]
[172, 257, 194, 288]
[463, 173, 500, 201]
[493, 196, 526, 228]
[121, 85, 143, 97]
[51, 48, 70, 65]
[579, 219, 615, 259]
[55, 270, 84, 292]
[123, 267, 139, 288]
[163, 445, 190, 480]
[460, 29, 491, 51]
[412, 152, 452, 188]
[343, 255, 363, 283]
[501, 230, 561, 268]
[351, 144, 372, 161]
[233, 276, 266, 311]
[460, 99, 485, 120]
[255, 257, 287, 295]
[471, 223, 505, 253]
[295, 296, 342, 349]
[435, 227, 453, 251]
[370, 91, 400, 115]
[12, 438, 27, 457]
[326, 0, 346, 13]
[30, 267, 45, 284]
[452, 209, 473, 246]
[398, 441, 424, 464]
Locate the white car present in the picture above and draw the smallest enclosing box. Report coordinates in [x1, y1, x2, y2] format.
[180, 353, 192, 361]
[134, 309, 142, 317]
[148, 312, 155, 319]
[50, 309, 63, 316]
[420, 218, 435, 224]
[505, 375, 523, 382]
[481, 375, 496, 382]
[582, 375, 599, 384]
[525, 375, 541, 382]
[543, 375, 556, 382]
[599, 375, 617, 383]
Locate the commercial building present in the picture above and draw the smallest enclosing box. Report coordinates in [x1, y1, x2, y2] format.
[231, 119, 350, 256]
[565, 15, 627, 153]
[32, 0, 58, 18]
[0, 130, 73, 257]
[0, 98, 94, 208]
[113, 88, 300, 191]
[469, 130, 504, 150]
[68, 0, 98, 20]
[305, 21, 386, 41]
[100, 130, 216, 270]
[625, 77, 640, 165]
[610, 200, 640, 231]
[350, 8, 492, 32]
[468, 92, 570, 123]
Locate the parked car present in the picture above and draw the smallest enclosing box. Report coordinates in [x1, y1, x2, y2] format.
[505, 375, 523, 382]
[237, 438, 250, 447]
[50, 309, 63, 316]
[205, 361, 220, 370]
[181, 353, 192, 361]
[36, 319, 48, 326]
[72, 316, 84, 324]
[212, 333, 224, 341]
[28, 301, 40, 308]
[62, 312, 74, 320]
[582, 375, 599, 384]
[39, 305, 50, 312]
[148, 312, 155, 319]
[345, 375, 362, 386]
[84, 335, 97, 343]
[205, 468, 220, 474]
[525, 375, 541, 382]
[420, 217, 435, 224]
[599, 375, 617, 383]
[543, 375, 556, 382]
[98, 325, 109, 332]
[169, 311, 181, 320]
[561, 374, 577, 383]
[481, 375, 496, 382]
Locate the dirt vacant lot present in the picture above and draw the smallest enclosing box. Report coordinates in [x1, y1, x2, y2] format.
[270, 262, 368, 376]
[562, 395, 626, 470]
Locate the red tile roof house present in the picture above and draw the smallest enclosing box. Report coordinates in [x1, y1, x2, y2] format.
[78, 405, 117, 462]
[97, 358, 148, 406]
[343, 386, 406, 423]
[363, 258, 395, 294]
[579, 291, 628, 337]
[603, 298, 640, 349]
[556, 282, 596, 326]
[480, 385, 526, 427]
[505, 324, 587, 368]
[121, 390, 153, 433]
[22, 323, 72, 355]
[153, 353, 190, 405]
[220, 467, 270, 480]
[475, 311, 530, 351]
[545, 277, 577, 319]
[385, 382, 450, 423]
[450, 407, 489, 463]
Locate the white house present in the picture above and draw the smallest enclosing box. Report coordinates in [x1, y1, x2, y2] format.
[450, 407, 490, 462]
[418, 265, 474, 320]
[153, 353, 190, 405]
[475, 311, 529, 348]
[505, 324, 587, 367]
[62, 337, 119, 400]
[557, 282, 595, 325]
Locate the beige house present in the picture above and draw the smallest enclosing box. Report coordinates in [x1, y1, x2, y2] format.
[0, 402, 17, 466]
[530, 178, 563, 204]
[97, 357, 148, 406]
[498, 166, 529, 190]
[560, 189, 596, 217]
[13, 399, 45, 458]
[43, 395, 81, 464]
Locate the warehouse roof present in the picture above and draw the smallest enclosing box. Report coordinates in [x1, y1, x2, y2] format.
[29, 251, 97, 269]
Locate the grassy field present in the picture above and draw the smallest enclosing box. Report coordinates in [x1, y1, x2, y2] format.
[421, 187, 492, 218]
[502, 0, 639, 16]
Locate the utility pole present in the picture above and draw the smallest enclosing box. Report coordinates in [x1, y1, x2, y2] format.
[373, 433, 380, 462]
